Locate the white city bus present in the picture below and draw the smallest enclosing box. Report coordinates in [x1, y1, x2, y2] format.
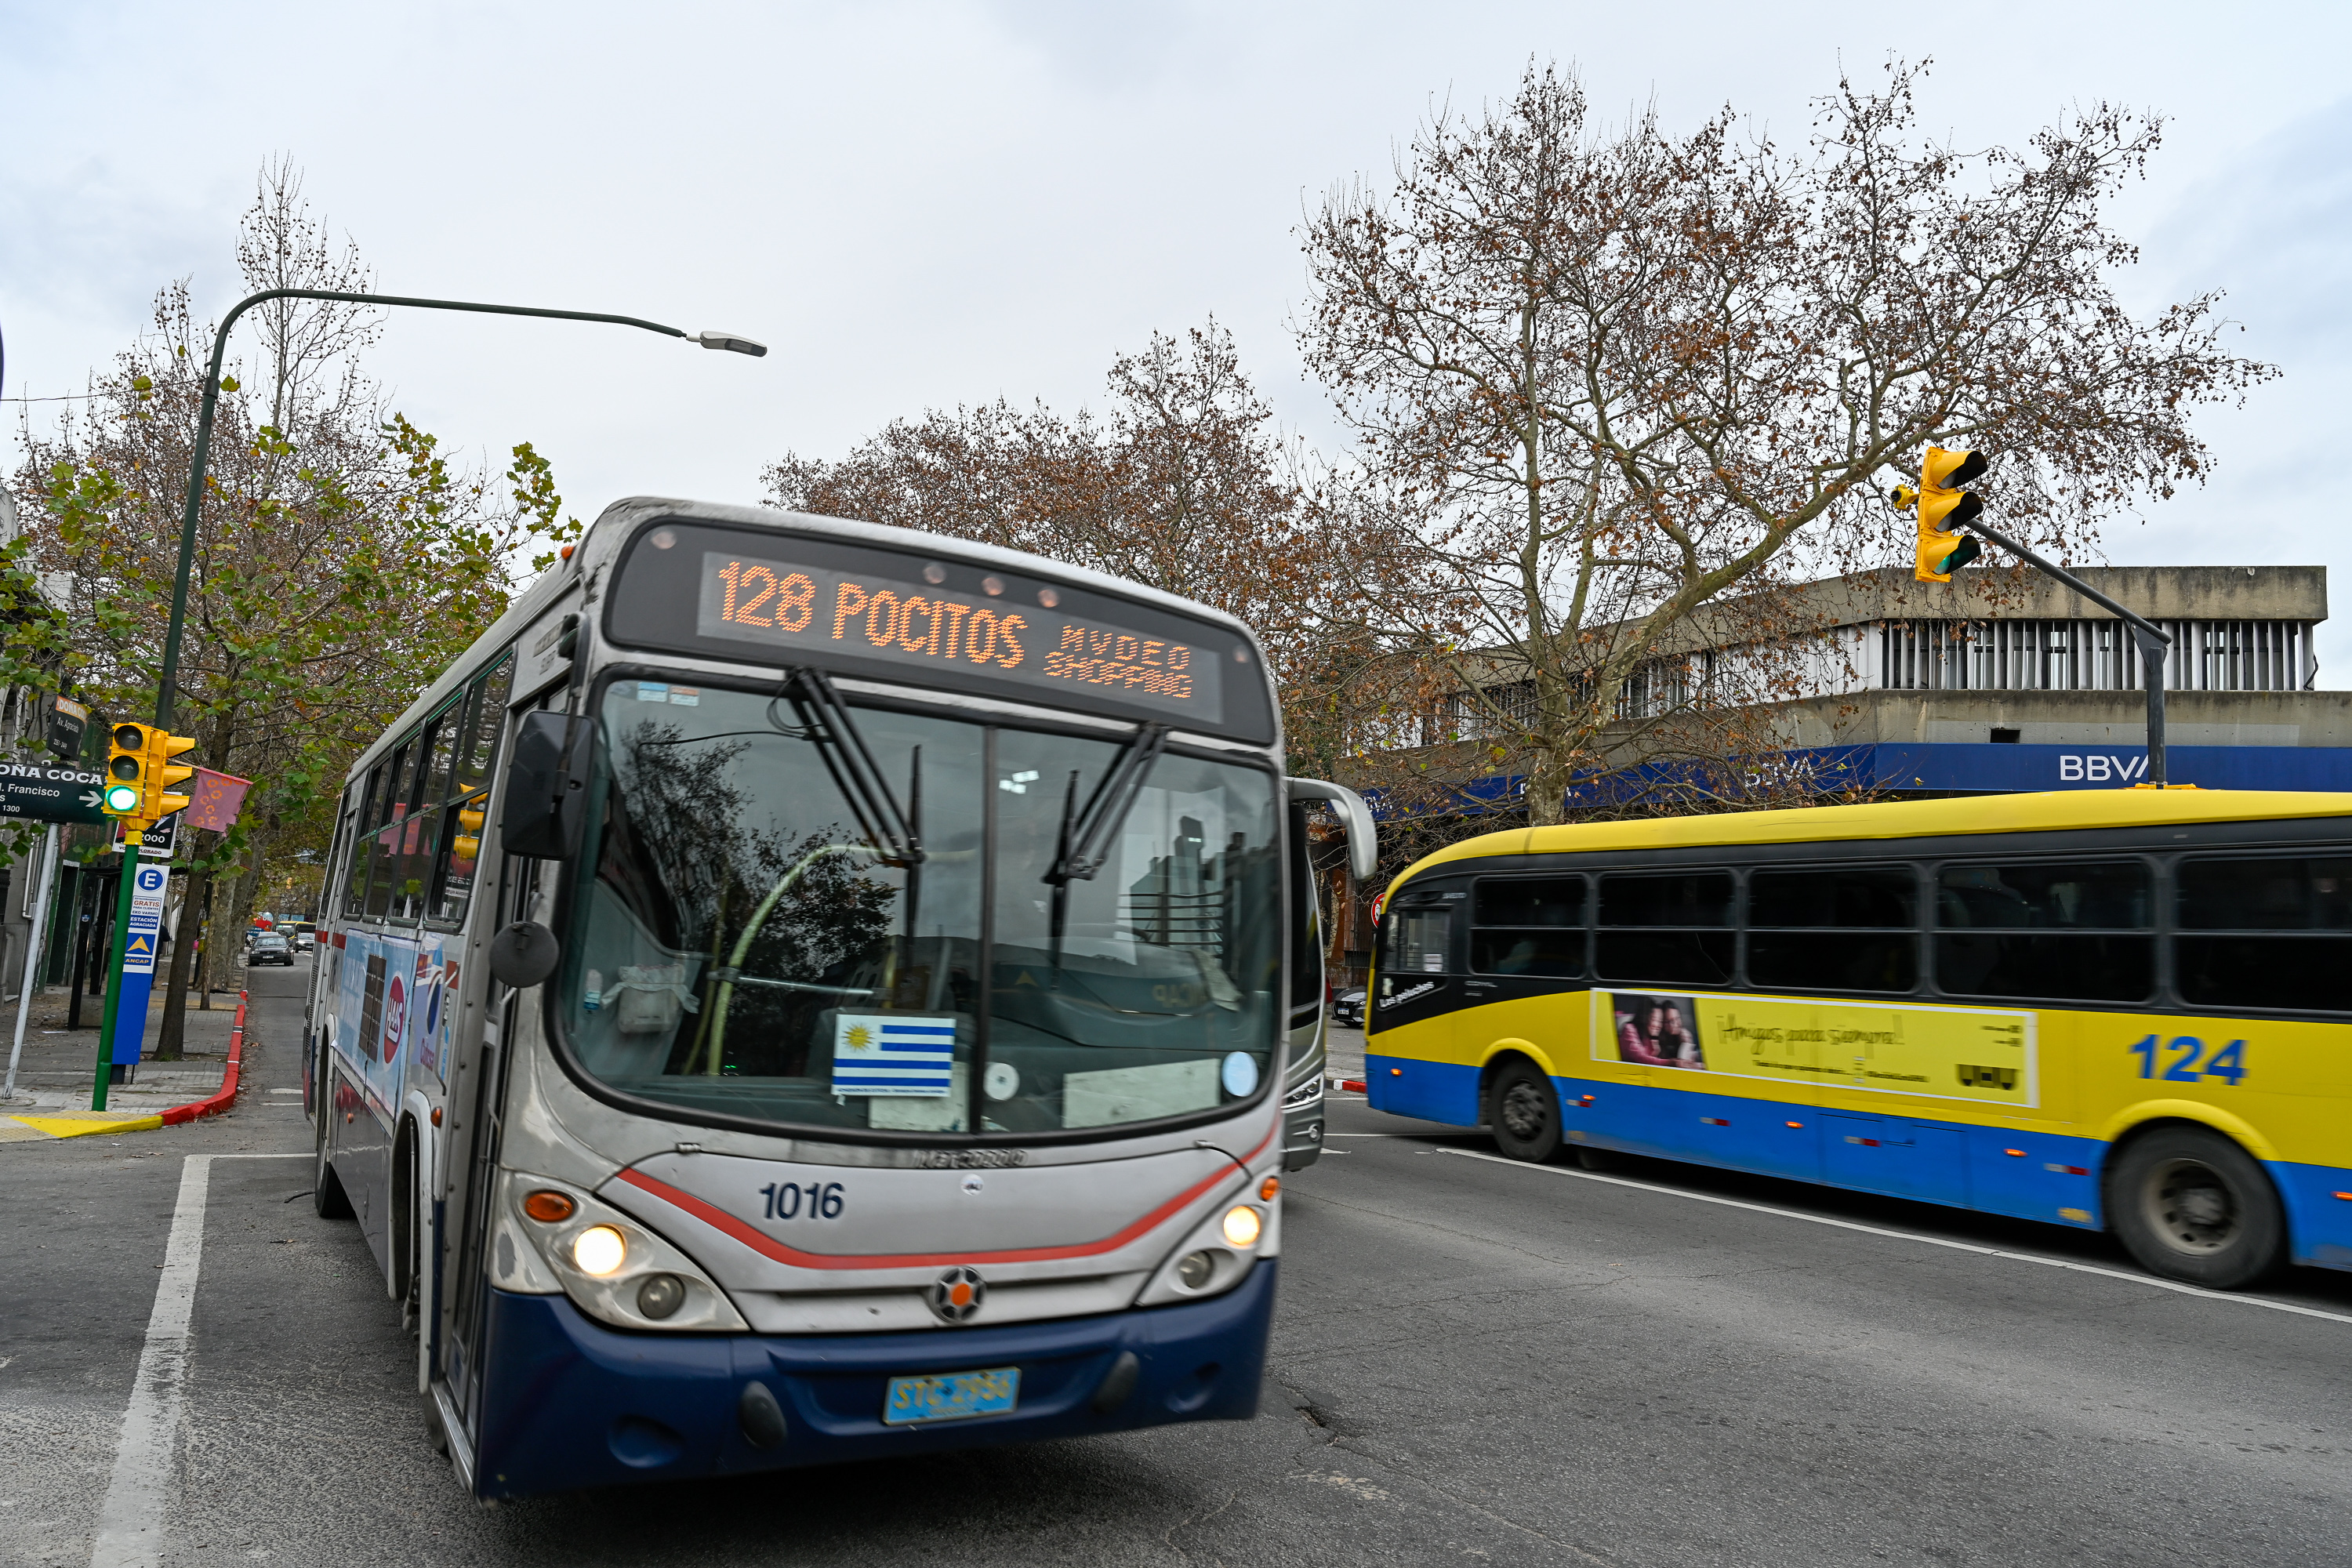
[303, 497, 1374, 1497]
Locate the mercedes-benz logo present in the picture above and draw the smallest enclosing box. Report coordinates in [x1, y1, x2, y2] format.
[929, 1265, 985, 1324]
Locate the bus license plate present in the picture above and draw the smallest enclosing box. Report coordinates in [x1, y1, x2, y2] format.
[883, 1367, 1019, 1425]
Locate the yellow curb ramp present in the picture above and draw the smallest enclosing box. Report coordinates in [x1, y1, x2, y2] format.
[3, 1111, 167, 1139]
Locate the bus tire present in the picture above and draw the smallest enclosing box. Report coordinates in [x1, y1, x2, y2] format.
[314, 1078, 354, 1221]
[1488, 1059, 1563, 1163]
[2109, 1125, 2285, 1289]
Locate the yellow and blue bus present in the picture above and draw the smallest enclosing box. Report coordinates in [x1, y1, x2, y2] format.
[1364, 789, 2352, 1289]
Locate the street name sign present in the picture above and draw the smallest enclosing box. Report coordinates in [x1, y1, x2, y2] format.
[0, 761, 107, 825]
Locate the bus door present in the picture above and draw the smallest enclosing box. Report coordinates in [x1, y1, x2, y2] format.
[1369, 880, 1475, 1124]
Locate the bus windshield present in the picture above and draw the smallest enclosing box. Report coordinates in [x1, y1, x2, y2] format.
[558, 676, 1281, 1138]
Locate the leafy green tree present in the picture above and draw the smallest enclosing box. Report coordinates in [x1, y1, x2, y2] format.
[8, 160, 578, 1049]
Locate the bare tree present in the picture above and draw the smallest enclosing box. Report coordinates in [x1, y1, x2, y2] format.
[11, 162, 576, 1046]
[1300, 60, 2272, 826]
[764, 321, 1363, 768]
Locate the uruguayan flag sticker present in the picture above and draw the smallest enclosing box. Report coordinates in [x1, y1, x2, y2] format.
[832, 1014, 957, 1098]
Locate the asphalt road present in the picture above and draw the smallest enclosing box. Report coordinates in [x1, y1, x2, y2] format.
[8, 962, 2352, 1566]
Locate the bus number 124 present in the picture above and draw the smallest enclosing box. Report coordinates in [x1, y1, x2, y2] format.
[2127, 1035, 2247, 1085]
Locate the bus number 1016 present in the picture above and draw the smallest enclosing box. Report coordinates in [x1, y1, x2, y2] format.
[758, 1181, 847, 1221]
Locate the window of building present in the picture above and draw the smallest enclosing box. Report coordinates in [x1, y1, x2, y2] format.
[1596, 872, 1733, 987]
[1935, 859, 2152, 1002]
[2175, 855, 2352, 1012]
[1745, 865, 1918, 993]
[1470, 876, 1585, 978]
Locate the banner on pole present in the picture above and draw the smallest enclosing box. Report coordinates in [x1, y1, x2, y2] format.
[186, 768, 254, 834]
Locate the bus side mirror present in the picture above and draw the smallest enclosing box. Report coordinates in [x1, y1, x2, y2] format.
[501, 710, 597, 859]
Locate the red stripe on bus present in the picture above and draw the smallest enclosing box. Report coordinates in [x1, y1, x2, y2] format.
[615, 1122, 1276, 1272]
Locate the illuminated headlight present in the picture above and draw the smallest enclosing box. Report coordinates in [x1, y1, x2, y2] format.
[572, 1225, 627, 1276]
[499, 1174, 749, 1332]
[1221, 1205, 1263, 1248]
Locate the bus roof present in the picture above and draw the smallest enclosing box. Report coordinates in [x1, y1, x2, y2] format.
[1390, 788, 2352, 887]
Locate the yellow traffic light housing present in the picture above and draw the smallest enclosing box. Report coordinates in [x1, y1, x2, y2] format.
[452, 800, 487, 865]
[100, 723, 200, 827]
[103, 724, 147, 818]
[150, 730, 198, 820]
[1893, 447, 1988, 582]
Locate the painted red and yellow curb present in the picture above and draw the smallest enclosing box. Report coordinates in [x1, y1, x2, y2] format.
[0, 992, 249, 1142]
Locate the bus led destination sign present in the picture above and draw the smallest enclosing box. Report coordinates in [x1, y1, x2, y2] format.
[694, 550, 1225, 724]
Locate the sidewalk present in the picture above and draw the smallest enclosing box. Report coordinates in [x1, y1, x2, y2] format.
[0, 985, 244, 1141]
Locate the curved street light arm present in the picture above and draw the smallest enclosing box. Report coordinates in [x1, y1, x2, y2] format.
[157, 288, 703, 729]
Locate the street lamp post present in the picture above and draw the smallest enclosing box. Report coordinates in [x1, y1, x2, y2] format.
[85, 289, 764, 1110]
[158, 287, 766, 728]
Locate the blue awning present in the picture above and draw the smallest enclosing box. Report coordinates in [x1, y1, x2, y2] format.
[1364, 742, 2352, 821]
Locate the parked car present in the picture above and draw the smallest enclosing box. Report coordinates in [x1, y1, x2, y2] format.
[1330, 988, 1366, 1028]
[247, 932, 296, 967]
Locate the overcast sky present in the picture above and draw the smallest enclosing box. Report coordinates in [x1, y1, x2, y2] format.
[7, 1, 2348, 670]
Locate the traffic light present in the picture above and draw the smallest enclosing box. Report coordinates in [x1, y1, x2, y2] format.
[101, 723, 199, 827]
[452, 800, 486, 866]
[1892, 446, 1988, 583]
[149, 729, 198, 821]
[103, 724, 145, 818]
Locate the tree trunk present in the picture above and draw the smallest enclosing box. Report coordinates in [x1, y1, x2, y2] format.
[154, 866, 210, 1055]
[223, 830, 270, 986]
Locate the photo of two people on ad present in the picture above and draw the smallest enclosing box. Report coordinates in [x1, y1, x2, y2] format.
[1612, 993, 1708, 1070]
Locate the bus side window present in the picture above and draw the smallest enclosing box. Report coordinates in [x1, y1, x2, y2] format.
[2176, 855, 2352, 1013]
[429, 656, 513, 927]
[1381, 902, 1454, 978]
[344, 764, 387, 918]
[1935, 860, 2152, 1003]
[1745, 865, 1918, 994]
[1470, 877, 1584, 978]
[1595, 873, 1733, 987]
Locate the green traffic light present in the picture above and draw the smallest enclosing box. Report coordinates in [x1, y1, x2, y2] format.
[103, 782, 142, 814]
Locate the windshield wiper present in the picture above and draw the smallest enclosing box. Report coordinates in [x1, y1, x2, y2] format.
[769, 667, 924, 868]
[1045, 722, 1170, 887]
[1042, 722, 1166, 973]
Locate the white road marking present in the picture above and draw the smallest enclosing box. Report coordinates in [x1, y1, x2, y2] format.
[1438, 1146, 2352, 1328]
[89, 1152, 304, 1568]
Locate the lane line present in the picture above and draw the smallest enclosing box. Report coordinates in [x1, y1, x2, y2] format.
[1436, 1146, 2352, 1327]
[89, 1152, 304, 1568]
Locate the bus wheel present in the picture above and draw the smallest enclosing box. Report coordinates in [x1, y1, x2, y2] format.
[2110, 1126, 2285, 1289]
[314, 1091, 354, 1221]
[1489, 1060, 1562, 1163]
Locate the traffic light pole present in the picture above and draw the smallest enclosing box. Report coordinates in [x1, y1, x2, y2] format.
[89, 834, 140, 1111]
[1953, 517, 2174, 788]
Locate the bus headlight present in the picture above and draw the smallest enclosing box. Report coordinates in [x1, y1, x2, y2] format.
[500, 1174, 750, 1333]
[572, 1225, 627, 1276]
[1137, 1177, 1282, 1307]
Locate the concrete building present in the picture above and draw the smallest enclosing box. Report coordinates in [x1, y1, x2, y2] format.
[1712, 564, 2335, 794]
[1413, 564, 2341, 800]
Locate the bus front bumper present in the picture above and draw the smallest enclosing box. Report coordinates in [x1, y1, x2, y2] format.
[470, 1259, 1276, 1499]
